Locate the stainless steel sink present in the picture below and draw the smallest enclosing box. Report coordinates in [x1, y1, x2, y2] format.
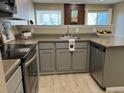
[60, 35, 80, 40]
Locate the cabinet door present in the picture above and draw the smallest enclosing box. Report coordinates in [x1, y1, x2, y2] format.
[27, 0, 35, 24]
[56, 49, 71, 71]
[15, 81, 24, 93]
[72, 49, 87, 71]
[22, 0, 29, 20]
[14, 0, 22, 18]
[13, 0, 29, 25]
[39, 50, 55, 73]
[14, 0, 30, 19]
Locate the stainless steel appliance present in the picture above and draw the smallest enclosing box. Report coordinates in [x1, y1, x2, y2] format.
[90, 42, 106, 88]
[0, 0, 23, 20]
[22, 46, 38, 93]
[0, 0, 16, 13]
[1, 44, 38, 93]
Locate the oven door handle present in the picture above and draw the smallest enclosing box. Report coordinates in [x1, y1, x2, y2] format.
[25, 53, 37, 67]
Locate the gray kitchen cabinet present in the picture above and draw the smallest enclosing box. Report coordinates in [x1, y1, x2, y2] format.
[39, 42, 88, 74]
[56, 49, 71, 71]
[56, 42, 88, 72]
[72, 49, 87, 71]
[14, 81, 24, 93]
[39, 50, 55, 72]
[89, 42, 124, 88]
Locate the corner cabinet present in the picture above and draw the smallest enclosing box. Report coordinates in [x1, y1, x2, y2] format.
[38, 42, 89, 74]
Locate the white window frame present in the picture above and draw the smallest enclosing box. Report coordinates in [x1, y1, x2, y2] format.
[85, 8, 112, 25]
[36, 10, 62, 25]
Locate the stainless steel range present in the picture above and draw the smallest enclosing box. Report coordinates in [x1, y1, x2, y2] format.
[1, 44, 38, 93]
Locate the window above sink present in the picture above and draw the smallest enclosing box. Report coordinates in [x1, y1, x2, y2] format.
[86, 8, 112, 25]
[36, 10, 61, 25]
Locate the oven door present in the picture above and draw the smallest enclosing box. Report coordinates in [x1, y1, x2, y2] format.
[23, 51, 38, 93]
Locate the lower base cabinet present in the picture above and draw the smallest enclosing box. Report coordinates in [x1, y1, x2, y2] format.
[56, 49, 71, 71]
[39, 50, 55, 72]
[39, 42, 88, 74]
[72, 49, 87, 71]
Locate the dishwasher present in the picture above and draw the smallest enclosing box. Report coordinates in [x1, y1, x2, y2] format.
[90, 42, 106, 87]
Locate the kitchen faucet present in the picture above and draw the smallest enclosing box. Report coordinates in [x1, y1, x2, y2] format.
[67, 26, 70, 36]
[66, 25, 73, 37]
[60, 26, 79, 39]
[65, 26, 75, 38]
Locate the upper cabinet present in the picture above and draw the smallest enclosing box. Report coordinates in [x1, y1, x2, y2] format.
[13, 0, 28, 20]
[27, 0, 35, 24]
[64, 4, 85, 25]
[12, 0, 35, 25]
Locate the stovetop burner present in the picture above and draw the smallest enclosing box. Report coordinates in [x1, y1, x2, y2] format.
[0, 44, 36, 59]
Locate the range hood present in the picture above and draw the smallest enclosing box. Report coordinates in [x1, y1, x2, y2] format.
[0, 17, 26, 20]
[0, 11, 26, 20]
[0, 3, 13, 13]
[0, 2, 25, 20]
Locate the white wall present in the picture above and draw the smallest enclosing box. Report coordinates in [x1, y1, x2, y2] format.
[112, 1, 124, 37]
[86, 4, 111, 10]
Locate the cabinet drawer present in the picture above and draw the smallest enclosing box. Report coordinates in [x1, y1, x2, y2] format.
[7, 66, 22, 93]
[56, 43, 68, 49]
[39, 43, 54, 49]
[75, 42, 88, 48]
[56, 42, 88, 49]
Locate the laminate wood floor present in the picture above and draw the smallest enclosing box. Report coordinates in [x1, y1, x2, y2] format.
[38, 74, 124, 93]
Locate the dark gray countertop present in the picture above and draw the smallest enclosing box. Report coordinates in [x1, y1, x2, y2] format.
[3, 36, 124, 81]
[2, 59, 21, 81]
[6, 36, 124, 47]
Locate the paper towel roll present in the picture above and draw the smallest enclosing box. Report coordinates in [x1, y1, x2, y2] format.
[68, 39, 75, 51]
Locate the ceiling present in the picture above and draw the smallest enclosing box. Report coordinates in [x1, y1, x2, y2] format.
[32, 0, 123, 4]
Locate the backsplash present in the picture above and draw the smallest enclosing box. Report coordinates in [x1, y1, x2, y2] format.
[15, 25, 116, 36]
